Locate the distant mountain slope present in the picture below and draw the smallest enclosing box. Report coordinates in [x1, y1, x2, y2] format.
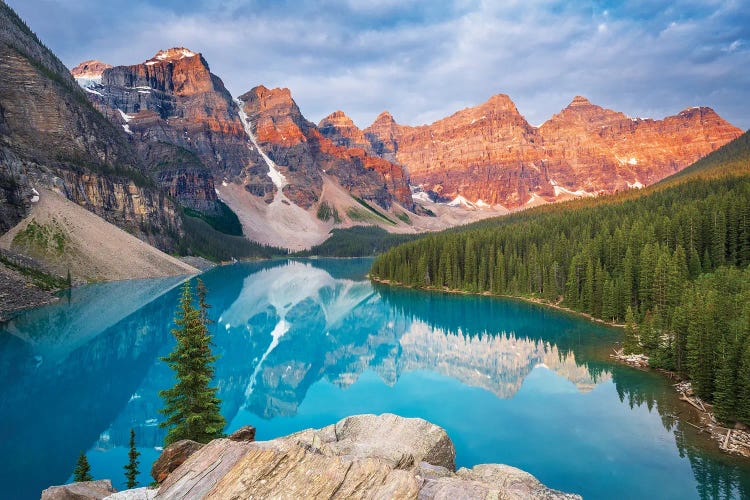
[658, 129, 750, 184]
[0, 189, 197, 281]
[322, 94, 742, 209]
[73, 54, 415, 212]
[0, 1, 181, 249]
[73, 51, 418, 250]
[237, 85, 413, 210]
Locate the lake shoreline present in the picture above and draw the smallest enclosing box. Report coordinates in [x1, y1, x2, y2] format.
[370, 274, 750, 461]
[368, 275, 625, 328]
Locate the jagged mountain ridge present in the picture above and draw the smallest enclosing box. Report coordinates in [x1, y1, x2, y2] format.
[238, 85, 414, 210]
[71, 44, 740, 242]
[319, 94, 743, 208]
[2, 0, 741, 257]
[75, 52, 414, 214]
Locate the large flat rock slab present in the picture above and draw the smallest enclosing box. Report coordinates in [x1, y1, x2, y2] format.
[150, 414, 579, 499]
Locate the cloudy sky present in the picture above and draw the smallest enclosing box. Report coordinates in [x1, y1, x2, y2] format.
[7, 0, 749, 129]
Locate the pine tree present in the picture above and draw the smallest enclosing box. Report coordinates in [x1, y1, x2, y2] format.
[736, 341, 750, 424]
[623, 306, 640, 354]
[73, 451, 92, 482]
[196, 278, 213, 325]
[159, 281, 226, 446]
[124, 428, 140, 489]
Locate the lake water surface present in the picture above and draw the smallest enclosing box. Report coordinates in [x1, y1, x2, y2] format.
[1, 258, 749, 499]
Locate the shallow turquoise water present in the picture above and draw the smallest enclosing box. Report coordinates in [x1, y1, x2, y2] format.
[1, 258, 749, 499]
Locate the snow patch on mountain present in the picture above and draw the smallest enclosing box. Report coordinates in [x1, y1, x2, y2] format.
[117, 109, 133, 122]
[235, 98, 287, 191]
[149, 48, 198, 63]
[447, 195, 476, 208]
[550, 179, 592, 198]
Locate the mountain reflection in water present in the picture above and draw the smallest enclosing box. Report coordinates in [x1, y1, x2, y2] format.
[1, 258, 748, 499]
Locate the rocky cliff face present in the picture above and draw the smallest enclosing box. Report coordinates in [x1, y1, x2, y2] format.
[72, 48, 270, 216]
[319, 110, 373, 152]
[239, 86, 414, 209]
[538, 96, 743, 191]
[359, 95, 742, 208]
[76, 51, 413, 214]
[81, 48, 263, 182]
[0, 3, 182, 249]
[137, 140, 219, 213]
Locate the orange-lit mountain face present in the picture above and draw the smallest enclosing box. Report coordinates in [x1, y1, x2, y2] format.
[353, 95, 742, 208]
[74, 50, 413, 212]
[238, 86, 413, 209]
[73, 48, 740, 215]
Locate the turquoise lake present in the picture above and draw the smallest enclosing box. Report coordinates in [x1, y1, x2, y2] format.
[2, 258, 749, 499]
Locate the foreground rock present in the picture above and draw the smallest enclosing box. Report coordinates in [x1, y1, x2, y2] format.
[49, 415, 578, 499]
[150, 440, 204, 483]
[41, 480, 116, 499]
[154, 413, 578, 499]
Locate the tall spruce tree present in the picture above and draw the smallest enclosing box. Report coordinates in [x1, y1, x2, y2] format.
[622, 306, 640, 354]
[196, 278, 213, 325]
[159, 281, 226, 446]
[124, 428, 140, 488]
[73, 451, 92, 482]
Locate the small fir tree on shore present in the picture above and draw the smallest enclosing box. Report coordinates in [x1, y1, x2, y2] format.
[124, 428, 140, 488]
[159, 281, 226, 446]
[73, 451, 92, 482]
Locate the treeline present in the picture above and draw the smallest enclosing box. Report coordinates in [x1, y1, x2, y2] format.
[296, 226, 418, 257]
[183, 201, 244, 237]
[372, 154, 750, 423]
[178, 215, 283, 261]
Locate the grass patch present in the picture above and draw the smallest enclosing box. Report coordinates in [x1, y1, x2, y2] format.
[296, 226, 420, 257]
[12, 219, 67, 255]
[346, 207, 374, 222]
[0, 253, 68, 291]
[352, 196, 397, 225]
[396, 211, 411, 224]
[183, 201, 243, 236]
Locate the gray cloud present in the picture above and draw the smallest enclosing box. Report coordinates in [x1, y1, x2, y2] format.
[6, 0, 749, 129]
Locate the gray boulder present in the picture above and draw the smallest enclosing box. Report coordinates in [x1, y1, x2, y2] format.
[41, 480, 116, 500]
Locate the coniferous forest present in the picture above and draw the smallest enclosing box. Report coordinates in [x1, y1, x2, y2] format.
[372, 131, 750, 425]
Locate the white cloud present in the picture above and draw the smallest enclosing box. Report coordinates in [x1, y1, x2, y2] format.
[6, 0, 749, 129]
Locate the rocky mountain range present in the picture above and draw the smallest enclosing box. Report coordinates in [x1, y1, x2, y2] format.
[74, 50, 413, 212]
[322, 95, 743, 208]
[0, 0, 744, 263]
[69, 44, 742, 248]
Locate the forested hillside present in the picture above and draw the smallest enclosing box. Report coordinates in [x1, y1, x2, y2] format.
[371, 131, 750, 425]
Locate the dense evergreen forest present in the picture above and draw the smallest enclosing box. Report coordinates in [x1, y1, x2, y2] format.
[371, 131, 750, 425]
[295, 226, 419, 257]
